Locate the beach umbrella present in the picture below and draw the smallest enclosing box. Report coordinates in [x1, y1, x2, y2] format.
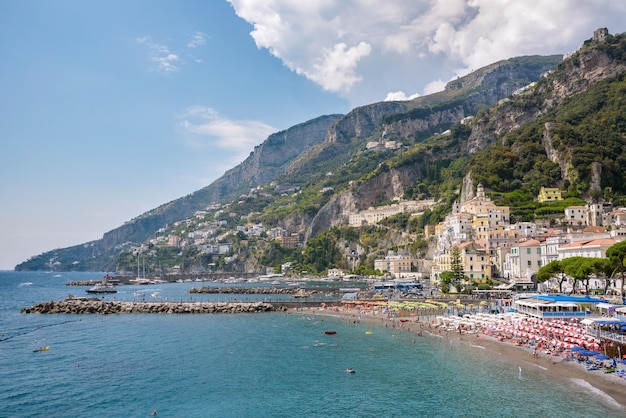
[596, 355, 610, 360]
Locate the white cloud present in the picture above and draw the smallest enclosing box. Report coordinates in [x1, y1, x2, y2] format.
[136, 36, 182, 73]
[187, 31, 207, 48]
[137, 31, 208, 73]
[228, 0, 626, 105]
[178, 106, 277, 163]
[423, 80, 447, 96]
[384, 91, 420, 102]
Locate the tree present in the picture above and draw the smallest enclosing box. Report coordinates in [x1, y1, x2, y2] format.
[560, 257, 608, 295]
[606, 240, 626, 297]
[536, 260, 568, 293]
[450, 247, 465, 292]
[439, 271, 453, 294]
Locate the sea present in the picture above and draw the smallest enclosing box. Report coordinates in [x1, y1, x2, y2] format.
[0, 271, 623, 418]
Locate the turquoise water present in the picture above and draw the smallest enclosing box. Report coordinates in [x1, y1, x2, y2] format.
[0, 271, 623, 417]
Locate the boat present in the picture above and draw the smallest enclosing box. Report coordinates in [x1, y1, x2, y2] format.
[133, 292, 146, 297]
[324, 330, 337, 335]
[33, 346, 49, 352]
[345, 368, 356, 373]
[151, 292, 160, 299]
[86, 272, 118, 294]
[86, 283, 117, 294]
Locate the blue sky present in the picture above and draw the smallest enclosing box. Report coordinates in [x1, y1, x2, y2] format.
[1, 0, 625, 269]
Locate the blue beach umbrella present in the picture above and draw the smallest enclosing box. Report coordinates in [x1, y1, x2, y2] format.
[570, 346, 585, 352]
[595, 354, 610, 360]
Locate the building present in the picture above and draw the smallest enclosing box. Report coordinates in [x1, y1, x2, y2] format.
[431, 241, 491, 283]
[557, 238, 617, 259]
[565, 206, 586, 226]
[503, 239, 542, 283]
[587, 202, 612, 227]
[537, 187, 563, 202]
[374, 253, 416, 278]
[540, 231, 570, 267]
[276, 234, 300, 249]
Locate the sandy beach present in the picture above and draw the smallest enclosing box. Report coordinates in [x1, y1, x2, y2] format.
[293, 305, 626, 409]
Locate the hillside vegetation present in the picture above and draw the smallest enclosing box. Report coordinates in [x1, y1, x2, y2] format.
[16, 31, 626, 274]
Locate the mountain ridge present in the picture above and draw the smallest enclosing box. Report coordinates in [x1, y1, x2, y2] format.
[18, 30, 626, 272]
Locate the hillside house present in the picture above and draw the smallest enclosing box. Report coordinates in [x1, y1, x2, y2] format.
[565, 206, 586, 226]
[537, 187, 563, 202]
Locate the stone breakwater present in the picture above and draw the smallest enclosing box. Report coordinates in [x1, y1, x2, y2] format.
[188, 286, 317, 297]
[20, 298, 278, 314]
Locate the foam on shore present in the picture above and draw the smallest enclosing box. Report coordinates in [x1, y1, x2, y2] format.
[570, 378, 622, 409]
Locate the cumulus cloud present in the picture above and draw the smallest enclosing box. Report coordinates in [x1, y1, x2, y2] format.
[228, 0, 626, 104]
[384, 91, 420, 102]
[178, 106, 277, 163]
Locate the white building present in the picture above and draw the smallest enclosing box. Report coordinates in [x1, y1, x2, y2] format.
[557, 238, 616, 259]
[565, 206, 586, 226]
[503, 239, 542, 282]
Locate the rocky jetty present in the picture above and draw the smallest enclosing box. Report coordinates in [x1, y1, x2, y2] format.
[21, 298, 277, 315]
[188, 286, 317, 297]
[65, 280, 100, 286]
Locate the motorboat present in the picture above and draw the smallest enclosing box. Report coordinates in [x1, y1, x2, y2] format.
[86, 273, 118, 294]
[151, 292, 160, 299]
[324, 330, 337, 335]
[345, 368, 356, 373]
[33, 346, 49, 352]
[86, 283, 117, 294]
[134, 292, 146, 297]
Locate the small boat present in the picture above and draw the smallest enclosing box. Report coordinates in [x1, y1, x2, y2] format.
[151, 292, 160, 298]
[345, 368, 356, 373]
[86, 273, 117, 294]
[86, 283, 117, 294]
[33, 346, 49, 352]
[134, 292, 146, 297]
[324, 330, 337, 335]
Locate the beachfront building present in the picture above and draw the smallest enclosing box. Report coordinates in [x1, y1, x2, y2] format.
[513, 295, 605, 319]
[431, 241, 492, 284]
[501, 239, 542, 290]
[374, 252, 416, 279]
[557, 238, 617, 259]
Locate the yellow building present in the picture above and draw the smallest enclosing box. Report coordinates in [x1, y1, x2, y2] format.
[538, 187, 563, 202]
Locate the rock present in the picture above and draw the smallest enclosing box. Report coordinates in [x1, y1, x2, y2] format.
[21, 298, 277, 315]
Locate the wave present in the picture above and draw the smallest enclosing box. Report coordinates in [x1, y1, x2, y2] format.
[470, 344, 485, 349]
[569, 378, 622, 409]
